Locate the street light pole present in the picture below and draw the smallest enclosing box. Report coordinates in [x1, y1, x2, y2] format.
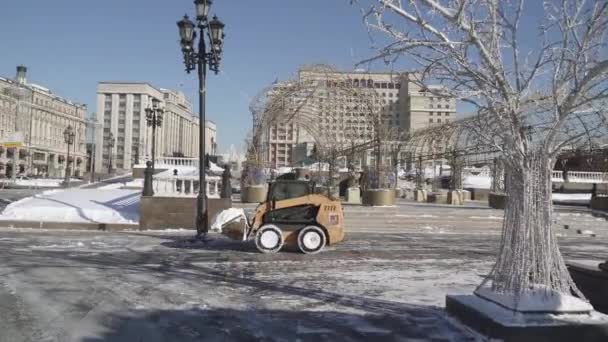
[177, 0, 225, 238]
[108, 132, 114, 175]
[63, 125, 75, 187]
[146, 98, 163, 172]
[197, 35, 208, 237]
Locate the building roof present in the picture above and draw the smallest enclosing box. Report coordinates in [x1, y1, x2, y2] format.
[0, 73, 86, 109]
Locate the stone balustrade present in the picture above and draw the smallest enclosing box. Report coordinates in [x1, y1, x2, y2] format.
[153, 157, 199, 168]
[552, 170, 608, 183]
[153, 175, 221, 198]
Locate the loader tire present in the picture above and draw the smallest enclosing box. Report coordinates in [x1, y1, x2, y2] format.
[297, 226, 326, 254]
[255, 224, 284, 253]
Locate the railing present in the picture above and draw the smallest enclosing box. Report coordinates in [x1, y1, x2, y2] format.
[154, 157, 199, 168]
[552, 171, 563, 180]
[153, 175, 221, 198]
[552, 171, 608, 183]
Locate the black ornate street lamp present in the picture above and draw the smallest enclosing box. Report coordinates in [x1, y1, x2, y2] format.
[63, 125, 75, 187]
[177, 0, 225, 237]
[108, 132, 115, 174]
[145, 98, 164, 171]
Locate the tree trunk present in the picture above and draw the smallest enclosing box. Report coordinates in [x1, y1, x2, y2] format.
[480, 151, 583, 299]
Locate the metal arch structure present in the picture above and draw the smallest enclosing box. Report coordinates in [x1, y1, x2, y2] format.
[247, 64, 389, 167]
[399, 117, 500, 167]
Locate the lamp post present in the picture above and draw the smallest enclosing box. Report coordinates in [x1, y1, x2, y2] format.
[63, 125, 75, 187]
[108, 132, 115, 175]
[177, 0, 225, 237]
[145, 98, 163, 171]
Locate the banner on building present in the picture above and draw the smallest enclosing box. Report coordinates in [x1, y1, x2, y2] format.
[0, 132, 24, 148]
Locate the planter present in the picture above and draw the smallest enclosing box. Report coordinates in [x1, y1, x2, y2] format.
[362, 189, 396, 206]
[241, 184, 268, 203]
[447, 190, 465, 205]
[591, 196, 608, 211]
[345, 187, 361, 204]
[488, 192, 508, 209]
[465, 188, 490, 201]
[427, 191, 449, 204]
[414, 189, 427, 202]
[568, 262, 608, 314]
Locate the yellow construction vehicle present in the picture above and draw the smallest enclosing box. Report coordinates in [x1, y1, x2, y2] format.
[220, 180, 345, 254]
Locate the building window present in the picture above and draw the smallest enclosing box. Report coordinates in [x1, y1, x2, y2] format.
[429, 119, 433, 123]
[437, 119, 442, 123]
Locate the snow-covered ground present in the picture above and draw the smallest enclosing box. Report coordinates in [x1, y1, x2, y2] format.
[0, 201, 607, 340]
[0, 189, 140, 224]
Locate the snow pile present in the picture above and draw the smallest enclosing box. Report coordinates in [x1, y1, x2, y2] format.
[551, 193, 591, 204]
[0, 189, 140, 224]
[211, 208, 247, 240]
[463, 175, 491, 189]
[209, 161, 225, 173]
[1, 178, 78, 188]
[124, 179, 144, 188]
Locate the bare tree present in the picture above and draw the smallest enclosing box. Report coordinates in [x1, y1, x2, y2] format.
[355, 0, 608, 299]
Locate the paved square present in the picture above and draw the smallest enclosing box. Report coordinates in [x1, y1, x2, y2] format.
[1, 201, 606, 341]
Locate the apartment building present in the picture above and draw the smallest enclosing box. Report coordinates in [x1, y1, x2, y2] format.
[0, 66, 88, 178]
[95, 82, 217, 173]
[401, 78, 457, 131]
[262, 69, 455, 168]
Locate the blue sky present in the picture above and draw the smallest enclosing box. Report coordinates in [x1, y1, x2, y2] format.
[0, 0, 391, 153]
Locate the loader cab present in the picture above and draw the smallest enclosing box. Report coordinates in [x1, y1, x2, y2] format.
[266, 180, 315, 202]
[264, 180, 319, 225]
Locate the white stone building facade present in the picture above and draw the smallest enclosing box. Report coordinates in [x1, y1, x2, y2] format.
[95, 82, 217, 173]
[0, 66, 88, 178]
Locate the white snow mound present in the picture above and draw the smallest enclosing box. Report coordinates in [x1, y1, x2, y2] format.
[0, 189, 140, 224]
[211, 208, 247, 233]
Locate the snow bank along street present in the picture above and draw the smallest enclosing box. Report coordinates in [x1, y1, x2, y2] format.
[0, 189, 140, 224]
[1, 202, 607, 341]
